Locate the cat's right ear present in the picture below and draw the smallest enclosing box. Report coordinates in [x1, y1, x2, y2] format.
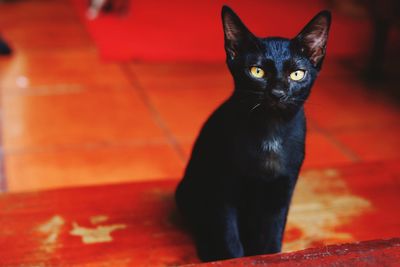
[221, 6, 255, 60]
[293, 11, 331, 69]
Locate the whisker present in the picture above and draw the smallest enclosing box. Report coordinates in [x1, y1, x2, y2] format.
[250, 103, 261, 113]
[282, 96, 290, 102]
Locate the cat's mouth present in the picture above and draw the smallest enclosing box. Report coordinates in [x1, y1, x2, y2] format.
[269, 100, 288, 110]
[265, 96, 301, 111]
[266, 94, 287, 106]
[236, 90, 300, 112]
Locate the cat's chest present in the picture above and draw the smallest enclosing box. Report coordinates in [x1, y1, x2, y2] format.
[259, 136, 284, 173]
[238, 130, 286, 176]
[261, 137, 283, 154]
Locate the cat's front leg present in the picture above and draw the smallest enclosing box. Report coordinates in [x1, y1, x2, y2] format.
[240, 176, 295, 256]
[241, 206, 289, 255]
[193, 204, 244, 262]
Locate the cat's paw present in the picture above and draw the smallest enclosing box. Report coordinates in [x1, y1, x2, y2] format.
[197, 240, 244, 262]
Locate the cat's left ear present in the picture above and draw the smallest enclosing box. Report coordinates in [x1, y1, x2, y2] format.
[293, 11, 331, 69]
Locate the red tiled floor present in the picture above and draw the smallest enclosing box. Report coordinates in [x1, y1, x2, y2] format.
[0, 49, 132, 91]
[332, 126, 400, 162]
[0, 1, 92, 50]
[305, 78, 400, 131]
[128, 62, 232, 141]
[2, 88, 165, 151]
[5, 143, 184, 192]
[302, 131, 356, 168]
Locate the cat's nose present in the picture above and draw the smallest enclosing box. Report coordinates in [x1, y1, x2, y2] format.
[270, 89, 285, 99]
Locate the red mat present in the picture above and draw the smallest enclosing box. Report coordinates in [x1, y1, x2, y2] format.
[70, 0, 371, 62]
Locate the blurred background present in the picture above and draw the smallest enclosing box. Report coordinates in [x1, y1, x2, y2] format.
[0, 0, 399, 263]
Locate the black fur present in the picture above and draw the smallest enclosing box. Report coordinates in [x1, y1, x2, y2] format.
[175, 6, 331, 262]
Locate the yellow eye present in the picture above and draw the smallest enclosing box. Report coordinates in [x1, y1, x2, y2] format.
[250, 67, 265, 78]
[289, 70, 306, 81]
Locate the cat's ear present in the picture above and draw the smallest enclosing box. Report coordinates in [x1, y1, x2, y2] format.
[221, 6, 256, 60]
[294, 10, 331, 68]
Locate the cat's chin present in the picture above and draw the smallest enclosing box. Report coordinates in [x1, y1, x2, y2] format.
[266, 100, 301, 115]
[267, 100, 290, 110]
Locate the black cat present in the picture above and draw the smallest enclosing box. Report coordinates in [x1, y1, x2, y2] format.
[175, 6, 331, 262]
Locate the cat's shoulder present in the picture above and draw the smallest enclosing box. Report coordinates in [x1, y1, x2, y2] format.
[203, 98, 235, 124]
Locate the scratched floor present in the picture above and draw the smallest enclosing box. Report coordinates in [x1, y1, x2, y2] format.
[0, 1, 399, 265]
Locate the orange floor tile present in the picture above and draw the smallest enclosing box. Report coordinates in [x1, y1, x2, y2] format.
[127, 62, 232, 141]
[2, 86, 165, 150]
[5, 143, 185, 192]
[0, 49, 132, 91]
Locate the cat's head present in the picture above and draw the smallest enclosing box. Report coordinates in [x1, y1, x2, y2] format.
[222, 6, 331, 114]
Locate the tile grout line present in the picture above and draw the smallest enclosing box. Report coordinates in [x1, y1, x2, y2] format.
[309, 119, 362, 162]
[119, 63, 187, 163]
[0, 108, 8, 192]
[0, 151, 6, 192]
[4, 138, 175, 155]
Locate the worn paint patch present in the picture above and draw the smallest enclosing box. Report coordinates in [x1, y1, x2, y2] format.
[70, 222, 126, 244]
[283, 169, 372, 252]
[90, 215, 109, 225]
[38, 215, 65, 253]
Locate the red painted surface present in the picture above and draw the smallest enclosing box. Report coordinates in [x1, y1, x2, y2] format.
[0, 179, 199, 266]
[188, 238, 400, 267]
[335, 166, 400, 242]
[69, 0, 371, 61]
[0, 162, 399, 266]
